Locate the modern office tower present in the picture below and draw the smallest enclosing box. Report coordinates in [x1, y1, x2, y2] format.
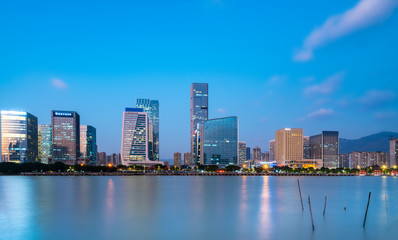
[246, 147, 251, 160]
[339, 153, 349, 168]
[238, 142, 247, 165]
[190, 83, 208, 165]
[136, 99, 159, 161]
[51, 111, 80, 165]
[184, 152, 192, 165]
[200, 116, 238, 165]
[310, 131, 339, 169]
[1, 111, 38, 163]
[390, 139, 398, 168]
[121, 108, 162, 166]
[253, 146, 261, 161]
[261, 152, 269, 161]
[38, 125, 52, 164]
[269, 140, 275, 161]
[80, 125, 97, 165]
[303, 136, 310, 159]
[275, 128, 303, 165]
[97, 152, 107, 166]
[174, 152, 182, 168]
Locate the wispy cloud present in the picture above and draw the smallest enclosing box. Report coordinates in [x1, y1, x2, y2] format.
[304, 72, 344, 97]
[267, 75, 288, 85]
[374, 111, 397, 120]
[307, 108, 334, 119]
[51, 78, 68, 90]
[217, 108, 227, 114]
[294, 0, 398, 61]
[359, 89, 396, 108]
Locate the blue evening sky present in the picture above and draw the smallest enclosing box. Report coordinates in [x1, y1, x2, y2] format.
[1, 0, 398, 159]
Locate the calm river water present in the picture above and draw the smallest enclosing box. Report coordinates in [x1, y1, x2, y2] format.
[1, 176, 397, 240]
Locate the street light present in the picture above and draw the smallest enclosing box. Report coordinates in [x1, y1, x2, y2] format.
[108, 163, 112, 167]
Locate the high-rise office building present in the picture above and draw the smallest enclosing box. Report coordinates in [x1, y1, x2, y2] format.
[1, 111, 38, 163]
[253, 146, 261, 161]
[246, 147, 251, 160]
[238, 142, 247, 165]
[51, 110, 80, 165]
[310, 131, 339, 169]
[80, 125, 97, 165]
[303, 136, 310, 159]
[121, 108, 163, 166]
[269, 140, 275, 162]
[38, 125, 52, 164]
[390, 139, 398, 168]
[174, 152, 182, 168]
[184, 152, 192, 165]
[136, 99, 159, 161]
[275, 128, 303, 165]
[200, 117, 238, 165]
[191, 83, 208, 165]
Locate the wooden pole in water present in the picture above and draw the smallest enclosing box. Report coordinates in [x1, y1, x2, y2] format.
[385, 194, 388, 211]
[363, 192, 371, 228]
[344, 199, 346, 211]
[297, 179, 304, 211]
[308, 196, 315, 231]
[323, 196, 327, 216]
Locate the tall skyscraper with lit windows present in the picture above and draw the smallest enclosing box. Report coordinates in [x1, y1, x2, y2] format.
[80, 125, 97, 165]
[38, 124, 52, 164]
[238, 142, 246, 165]
[136, 99, 159, 161]
[310, 131, 339, 169]
[1, 110, 38, 163]
[191, 83, 208, 164]
[200, 116, 238, 165]
[275, 128, 303, 165]
[51, 110, 80, 165]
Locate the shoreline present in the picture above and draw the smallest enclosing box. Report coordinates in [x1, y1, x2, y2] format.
[5, 172, 394, 177]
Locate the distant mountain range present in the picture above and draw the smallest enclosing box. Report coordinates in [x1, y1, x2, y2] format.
[339, 132, 398, 154]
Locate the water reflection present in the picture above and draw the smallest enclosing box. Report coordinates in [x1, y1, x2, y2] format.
[257, 176, 271, 237]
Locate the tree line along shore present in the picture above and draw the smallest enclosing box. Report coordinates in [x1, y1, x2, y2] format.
[0, 162, 397, 176]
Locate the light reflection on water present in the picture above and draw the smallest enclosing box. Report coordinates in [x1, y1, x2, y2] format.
[1, 176, 398, 240]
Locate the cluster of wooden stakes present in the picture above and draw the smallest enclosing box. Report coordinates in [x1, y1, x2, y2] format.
[296, 179, 385, 231]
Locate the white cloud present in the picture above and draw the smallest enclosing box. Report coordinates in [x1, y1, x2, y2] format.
[304, 72, 344, 97]
[51, 78, 68, 89]
[217, 108, 227, 114]
[294, 0, 398, 61]
[374, 111, 397, 120]
[360, 90, 396, 108]
[307, 108, 334, 119]
[267, 75, 288, 85]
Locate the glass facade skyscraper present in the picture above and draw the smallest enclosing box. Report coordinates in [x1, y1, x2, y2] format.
[80, 125, 97, 165]
[1, 111, 38, 163]
[121, 108, 149, 165]
[191, 83, 208, 165]
[200, 117, 238, 165]
[38, 124, 52, 164]
[136, 99, 159, 161]
[310, 131, 339, 169]
[51, 110, 80, 165]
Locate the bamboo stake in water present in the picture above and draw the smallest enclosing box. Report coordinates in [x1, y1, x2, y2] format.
[297, 179, 304, 211]
[363, 192, 371, 228]
[323, 196, 327, 216]
[344, 199, 346, 211]
[308, 196, 315, 231]
[385, 194, 388, 211]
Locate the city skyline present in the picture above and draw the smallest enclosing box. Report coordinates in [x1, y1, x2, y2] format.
[1, 0, 398, 159]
